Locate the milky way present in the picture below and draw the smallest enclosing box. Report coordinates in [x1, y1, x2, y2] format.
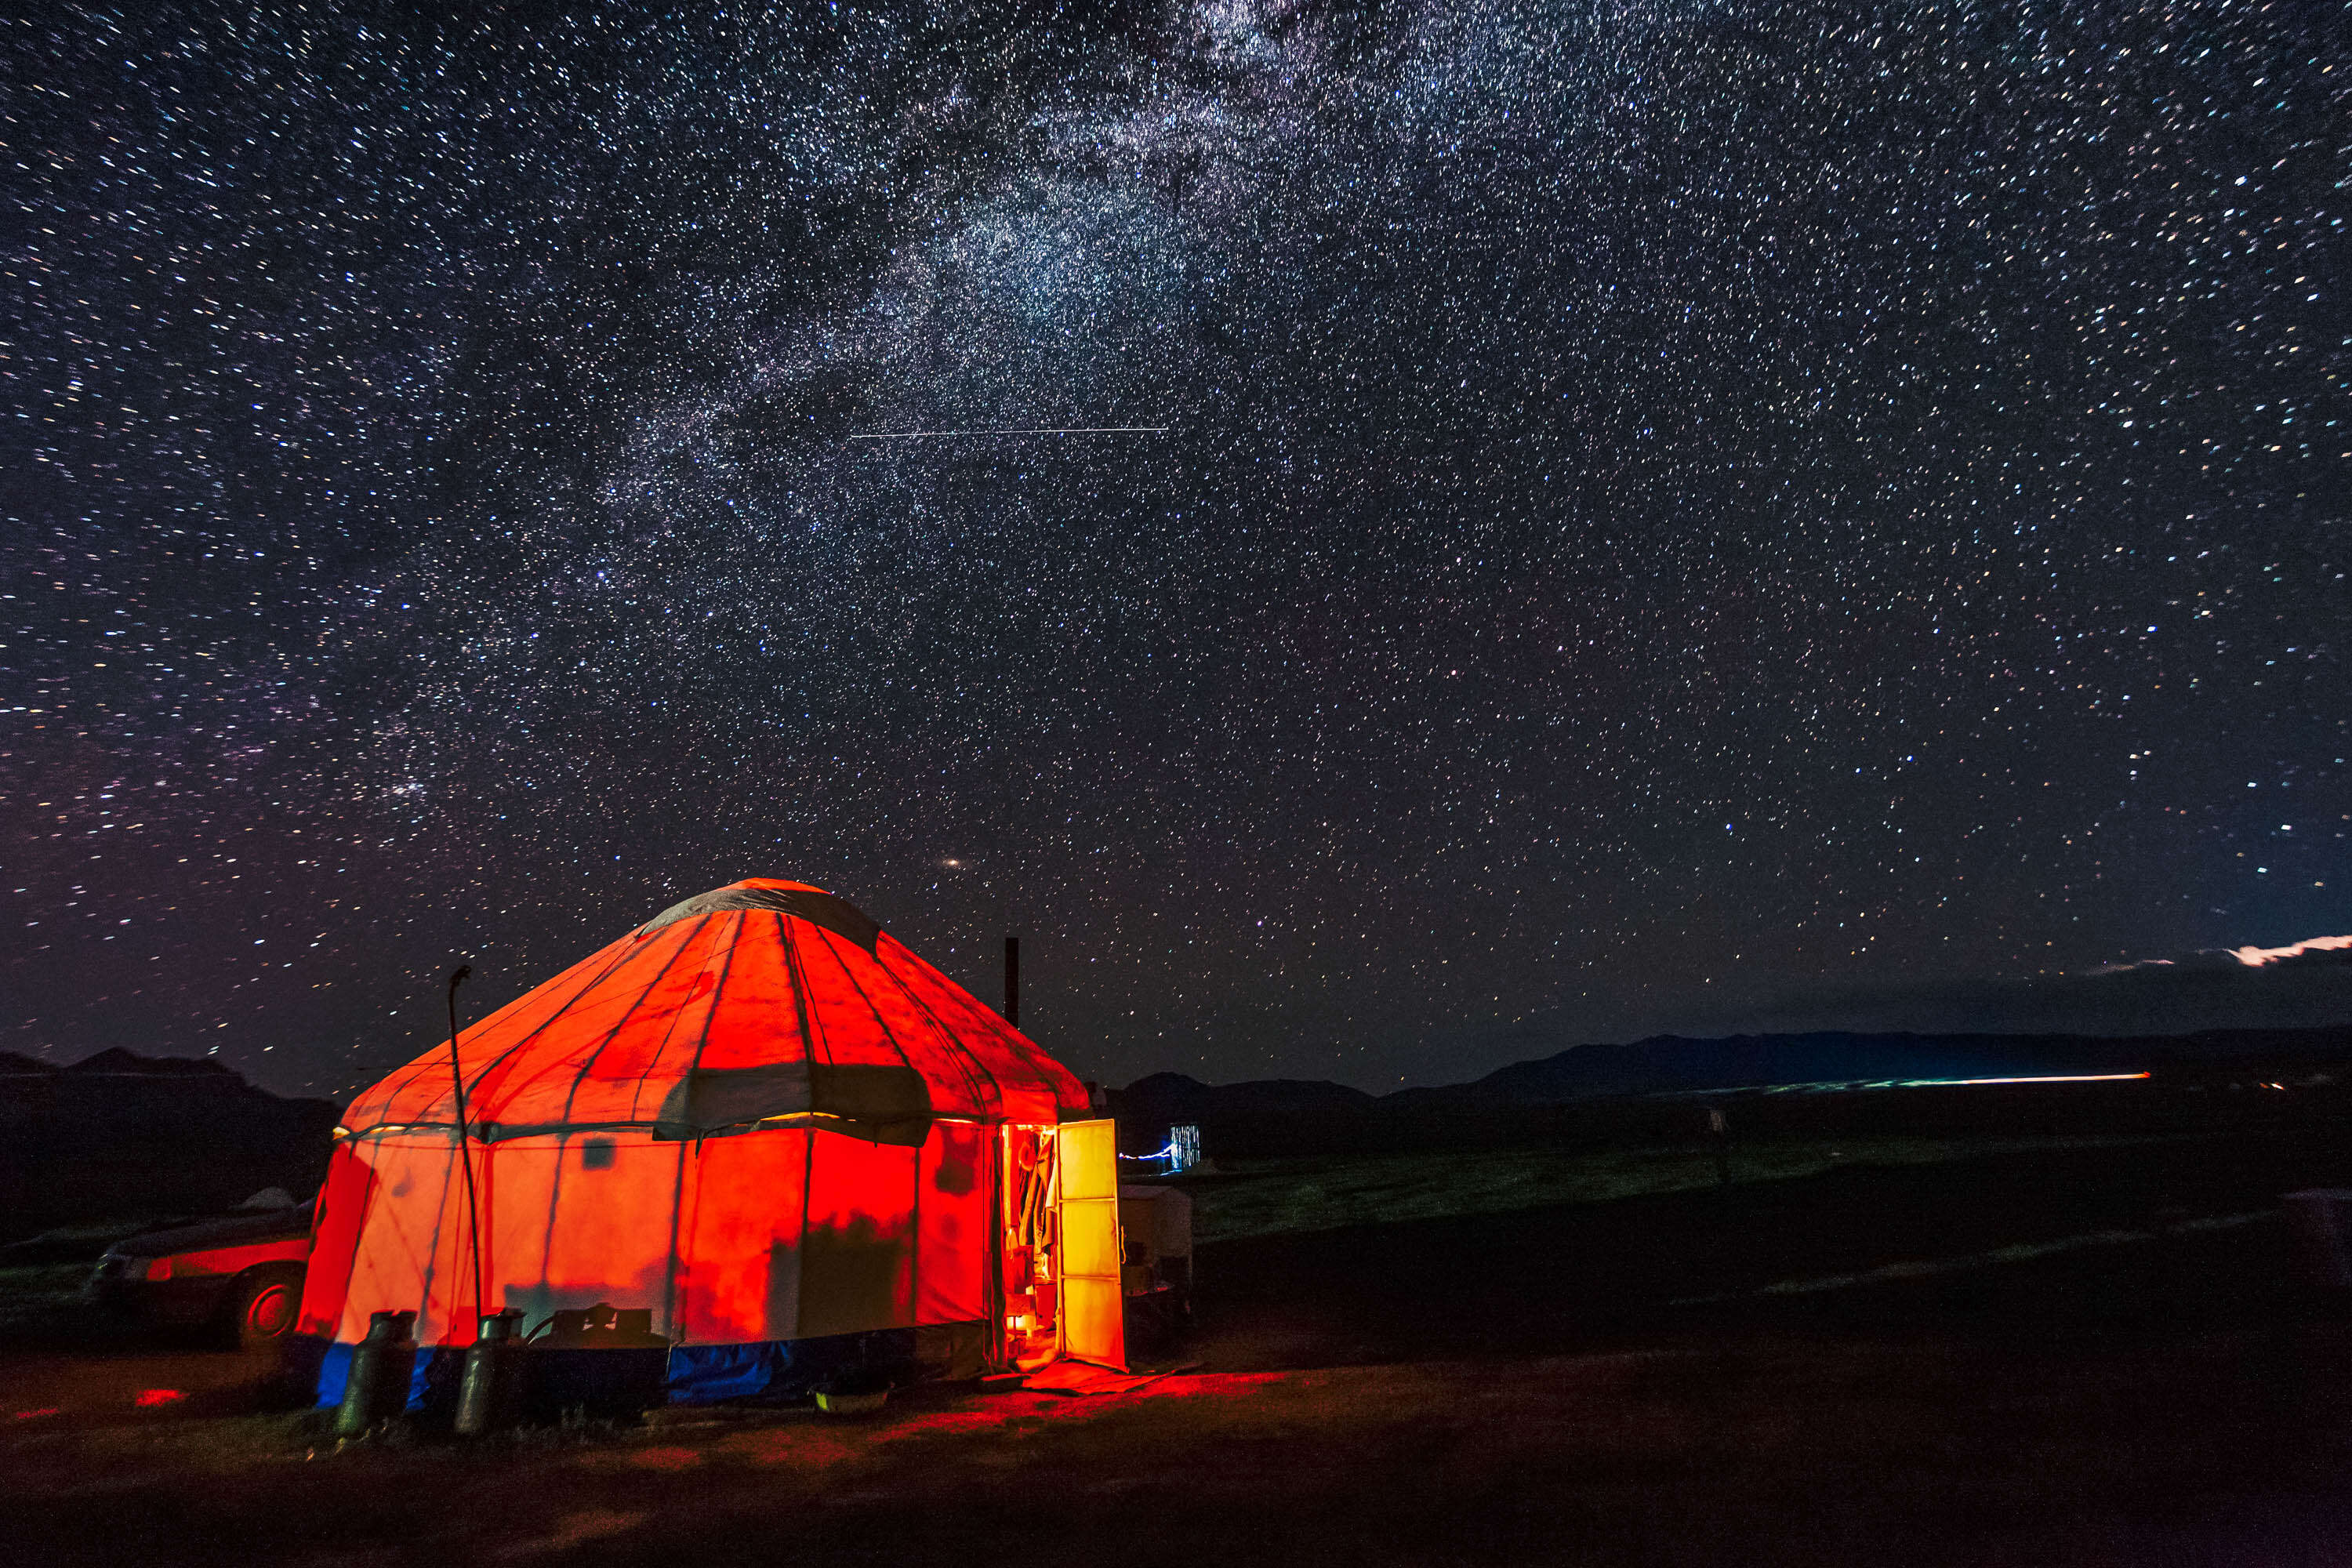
[5, 0, 2346, 1097]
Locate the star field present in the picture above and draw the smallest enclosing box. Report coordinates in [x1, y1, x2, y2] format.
[4, 0, 2346, 1097]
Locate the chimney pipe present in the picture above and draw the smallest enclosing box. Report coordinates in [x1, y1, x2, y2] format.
[1004, 935, 1019, 1029]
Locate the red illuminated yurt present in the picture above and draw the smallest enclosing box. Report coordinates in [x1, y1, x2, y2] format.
[298, 879, 1124, 1408]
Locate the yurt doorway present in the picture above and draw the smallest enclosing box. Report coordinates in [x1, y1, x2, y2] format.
[999, 1120, 1125, 1372]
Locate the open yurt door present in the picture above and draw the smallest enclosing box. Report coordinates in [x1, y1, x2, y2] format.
[1055, 1119, 1127, 1370]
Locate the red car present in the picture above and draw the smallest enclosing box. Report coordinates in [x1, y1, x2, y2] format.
[85, 1200, 313, 1348]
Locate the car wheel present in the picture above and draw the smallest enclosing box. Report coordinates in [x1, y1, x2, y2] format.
[228, 1265, 304, 1350]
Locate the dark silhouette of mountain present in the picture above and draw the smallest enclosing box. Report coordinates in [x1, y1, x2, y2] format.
[0, 1049, 339, 1243]
[1119, 1073, 1377, 1121]
[1461, 1026, 2352, 1102]
[1468, 1031, 2084, 1101]
[56, 1047, 245, 1079]
[1109, 1024, 2352, 1159]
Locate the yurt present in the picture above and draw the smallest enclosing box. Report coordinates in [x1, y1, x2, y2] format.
[297, 879, 1123, 1409]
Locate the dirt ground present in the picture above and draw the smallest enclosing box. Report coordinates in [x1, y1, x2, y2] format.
[7, 1131, 2352, 1566]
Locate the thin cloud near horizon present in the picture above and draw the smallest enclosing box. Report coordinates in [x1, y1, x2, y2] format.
[2082, 933, 2352, 976]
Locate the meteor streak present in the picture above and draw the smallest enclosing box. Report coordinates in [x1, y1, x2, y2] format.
[849, 426, 1170, 440]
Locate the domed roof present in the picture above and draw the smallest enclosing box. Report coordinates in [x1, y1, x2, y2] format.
[343, 879, 1086, 1140]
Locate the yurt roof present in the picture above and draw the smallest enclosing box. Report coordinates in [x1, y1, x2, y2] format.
[342, 879, 1087, 1142]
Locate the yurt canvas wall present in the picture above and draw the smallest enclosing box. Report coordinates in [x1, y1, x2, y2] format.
[297, 880, 1114, 1404]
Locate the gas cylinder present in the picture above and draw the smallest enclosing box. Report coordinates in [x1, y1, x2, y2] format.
[334, 1309, 416, 1438]
[454, 1308, 528, 1436]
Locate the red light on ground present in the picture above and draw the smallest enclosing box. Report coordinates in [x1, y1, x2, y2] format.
[12, 1408, 61, 1421]
[134, 1389, 185, 1408]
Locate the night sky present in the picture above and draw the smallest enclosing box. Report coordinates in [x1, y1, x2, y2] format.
[5, 0, 2347, 1102]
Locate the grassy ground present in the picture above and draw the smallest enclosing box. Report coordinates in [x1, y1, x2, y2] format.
[5, 1121, 2352, 1566]
[5, 1240, 2350, 1567]
[1179, 1132, 2182, 1243]
[5, 1328, 2346, 1567]
[0, 1263, 98, 1334]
